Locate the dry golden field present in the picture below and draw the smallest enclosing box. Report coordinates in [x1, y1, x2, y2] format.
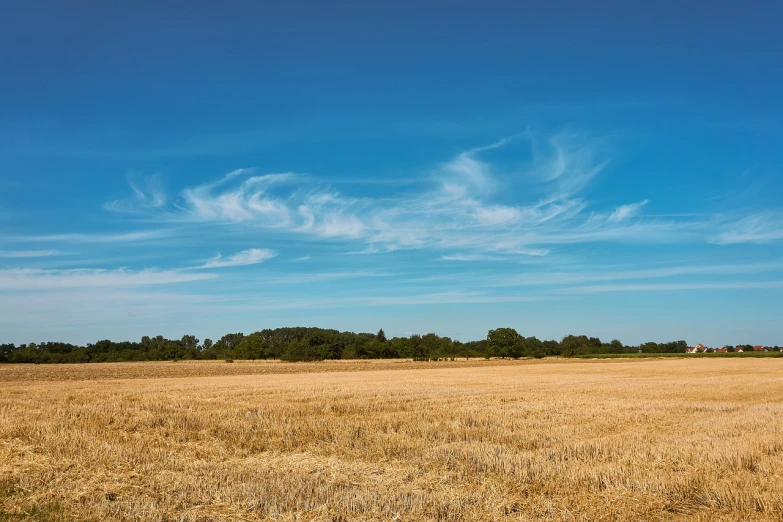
[1, 359, 782, 521]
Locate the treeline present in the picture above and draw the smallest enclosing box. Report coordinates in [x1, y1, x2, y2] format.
[0, 327, 729, 364]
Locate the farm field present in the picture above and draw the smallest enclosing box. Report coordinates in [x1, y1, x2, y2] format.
[1, 359, 782, 521]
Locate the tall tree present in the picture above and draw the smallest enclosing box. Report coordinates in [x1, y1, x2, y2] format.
[487, 328, 525, 359]
[560, 335, 587, 358]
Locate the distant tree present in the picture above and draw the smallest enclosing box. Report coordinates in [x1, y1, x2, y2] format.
[640, 342, 660, 353]
[410, 335, 427, 361]
[341, 344, 358, 359]
[181, 335, 199, 350]
[2, 326, 764, 364]
[560, 335, 589, 358]
[280, 339, 323, 362]
[543, 340, 561, 356]
[235, 333, 268, 360]
[362, 339, 384, 359]
[214, 333, 244, 354]
[420, 333, 443, 359]
[181, 335, 200, 359]
[526, 336, 546, 358]
[162, 341, 185, 360]
[0, 344, 15, 363]
[487, 328, 525, 359]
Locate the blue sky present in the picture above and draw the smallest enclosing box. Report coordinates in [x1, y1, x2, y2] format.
[1, 1, 782, 346]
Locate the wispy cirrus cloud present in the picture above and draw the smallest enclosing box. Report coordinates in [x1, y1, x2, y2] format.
[104, 132, 778, 261]
[441, 250, 548, 261]
[132, 133, 672, 255]
[180, 170, 296, 224]
[199, 248, 277, 269]
[558, 280, 783, 294]
[6, 229, 170, 244]
[608, 199, 649, 223]
[441, 253, 512, 262]
[0, 250, 62, 258]
[713, 212, 783, 244]
[0, 268, 216, 290]
[497, 262, 783, 287]
[211, 290, 561, 311]
[104, 174, 167, 213]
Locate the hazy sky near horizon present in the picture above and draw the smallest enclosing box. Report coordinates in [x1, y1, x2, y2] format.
[2, 1, 782, 346]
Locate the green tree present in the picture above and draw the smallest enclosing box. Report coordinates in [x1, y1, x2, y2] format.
[487, 328, 525, 359]
[214, 333, 244, 355]
[162, 341, 185, 360]
[410, 335, 427, 361]
[341, 344, 358, 359]
[181, 335, 199, 359]
[640, 341, 659, 353]
[0, 344, 15, 363]
[560, 335, 588, 358]
[421, 333, 443, 359]
[526, 336, 546, 358]
[235, 333, 268, 360]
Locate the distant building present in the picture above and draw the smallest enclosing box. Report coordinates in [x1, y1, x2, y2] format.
[686, 343, 707, 353]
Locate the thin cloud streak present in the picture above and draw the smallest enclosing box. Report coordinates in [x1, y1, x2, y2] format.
[107, 133, 715, 257]
[399, 262, 783, 288]
[199, 248, 277, 269]
[0, 250, 62, 258]
[490, 262, 783, 287]
[104, 174, 167, 213]
[6, 229, 171, 244]
[0, 268, 216, 290]
[214, 291, 562, 311]
[608, 200, 649, 223]
[713, 212, 783, 244]
[559, 281, 783, 294]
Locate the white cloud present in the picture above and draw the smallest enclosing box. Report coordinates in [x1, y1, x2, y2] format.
[497, 262, 783, 287]
[7, 229, 170, 244]
[713, 212, 783, 244]
[532, 133, 610, 199]
[102, 133, 748, 258]
[181, 172, 296, 224]
[608, 200, 649, 223]
[200, 248, 277, 269]
[0, 250, 61, 258]
[211, 291, 560, 311]
[559, 281, 783, 294]
[0, 268, 216, 290]
[105, 174, 167, 213]
[441, 254, 509, 261]
[471, 205, 521, 226]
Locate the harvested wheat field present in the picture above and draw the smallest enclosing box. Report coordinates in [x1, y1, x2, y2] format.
[1, 359, 782, 521]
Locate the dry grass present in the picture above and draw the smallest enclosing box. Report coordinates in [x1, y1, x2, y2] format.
[1, 359, 782, 521]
